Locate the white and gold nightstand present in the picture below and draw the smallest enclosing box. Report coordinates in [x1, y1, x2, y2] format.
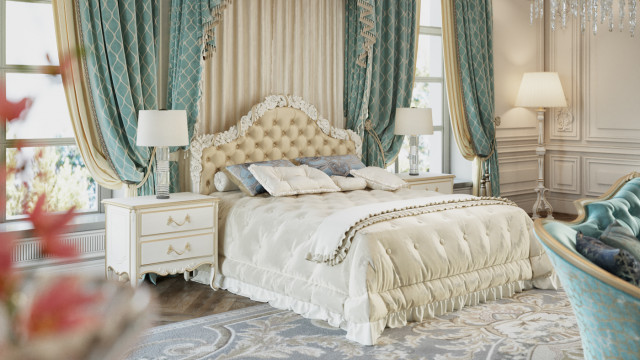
[103, 192, 218, 288]
[399, 172, 456, 194]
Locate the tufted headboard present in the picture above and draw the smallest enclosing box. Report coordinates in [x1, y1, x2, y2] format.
[190, 95, 363, 195]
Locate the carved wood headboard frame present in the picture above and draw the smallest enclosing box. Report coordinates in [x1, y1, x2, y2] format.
[190, 95, 363, 194]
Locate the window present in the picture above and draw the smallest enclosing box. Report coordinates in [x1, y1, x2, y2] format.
[390, 0, 449, 175]
[1, 0, 104, 222]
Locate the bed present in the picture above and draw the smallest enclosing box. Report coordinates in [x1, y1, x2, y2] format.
[189, 95, 558, 345]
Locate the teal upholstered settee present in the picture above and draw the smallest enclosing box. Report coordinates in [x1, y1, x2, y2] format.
[534, 172, 640, 360]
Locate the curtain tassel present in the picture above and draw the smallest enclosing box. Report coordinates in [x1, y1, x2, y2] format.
[364, 119, 386, 166]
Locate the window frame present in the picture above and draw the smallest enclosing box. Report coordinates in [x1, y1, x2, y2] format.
[0, 0, 109, 224]
[393, 19, 451, 175]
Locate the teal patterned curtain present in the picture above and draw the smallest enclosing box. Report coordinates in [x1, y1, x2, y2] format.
[167, 0, 227, 192]
[77, 0, 160, 196]
[453, 0, 499, 195]
[344, 0, 375, 148]
[167, 0, 226, 141]
[344, 0, 417, 167]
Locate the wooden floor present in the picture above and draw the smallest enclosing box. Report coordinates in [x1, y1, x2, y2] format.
[149, 275, 259, 326]
[152, 212, 577, 326]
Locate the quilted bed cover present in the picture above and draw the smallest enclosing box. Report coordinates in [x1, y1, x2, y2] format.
[211, 189, 557, 345]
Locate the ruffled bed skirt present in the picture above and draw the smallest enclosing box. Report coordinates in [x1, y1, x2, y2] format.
[201, 270, 536, 345]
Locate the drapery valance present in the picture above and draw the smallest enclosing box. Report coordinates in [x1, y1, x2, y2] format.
[442, 0, 499, 196]
[345, 0, 417, 167]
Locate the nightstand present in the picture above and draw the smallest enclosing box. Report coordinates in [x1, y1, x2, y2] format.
[399, 172, 456, 194]
[102, 192, 219, 288]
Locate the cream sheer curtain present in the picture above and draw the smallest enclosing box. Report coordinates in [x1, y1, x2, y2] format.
[197, 0, 345, 134]
[442, 0, 480, 194]
[52, 0, 122, 190]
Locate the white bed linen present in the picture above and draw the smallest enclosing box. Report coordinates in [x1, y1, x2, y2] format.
[206, 189, 557, 345]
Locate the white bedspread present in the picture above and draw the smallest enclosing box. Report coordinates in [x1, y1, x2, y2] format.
[208, 189, 557, 345]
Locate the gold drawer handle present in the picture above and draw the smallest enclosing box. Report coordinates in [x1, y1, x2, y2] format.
[167, 214, 190, 226]
[167, 242, 191, 256]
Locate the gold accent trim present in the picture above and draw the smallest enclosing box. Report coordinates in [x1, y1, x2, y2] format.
[534, 171, 640, 299]
[140, 204, 212, 214]
[102, 197, 219, 210]
[399, 173, 456, 183]
[139, 232, 212, 244]
[167, 214, 191, 226]
[167, 242, 191, 255]
[138, 261, 215, 277]
[139, 227, 214, 239]
[140, 256, 214, 268]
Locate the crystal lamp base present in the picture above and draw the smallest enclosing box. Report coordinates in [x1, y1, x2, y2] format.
[409, 135, 419, 176]
[155, 146, 170, 199]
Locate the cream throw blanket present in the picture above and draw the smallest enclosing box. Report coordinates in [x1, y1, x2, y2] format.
[306, 195, 518, 266]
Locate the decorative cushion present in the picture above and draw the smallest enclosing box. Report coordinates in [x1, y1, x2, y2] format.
[223, 159, 295, 196]
[576, 232, 640, 286]
[600, 220, 640, 261]
[294, 154, 365, 177]
[331, 176, 367, 191]
[213, 171, 239, 192]
[248, 165, 340, 197]
[350, 166, 407, 191]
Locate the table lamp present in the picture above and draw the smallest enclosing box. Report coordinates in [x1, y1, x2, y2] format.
[137, 110, 189, 199]
[394, 108, 434, 176]
[515, 72, 567, 219]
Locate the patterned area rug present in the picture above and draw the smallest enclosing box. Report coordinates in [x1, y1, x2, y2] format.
[126, 289, 583, 360]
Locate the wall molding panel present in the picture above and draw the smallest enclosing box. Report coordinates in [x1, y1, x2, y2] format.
[537, 1, 640, 214]
[549, 155, 580, 195]
[584, 157, 640, 196]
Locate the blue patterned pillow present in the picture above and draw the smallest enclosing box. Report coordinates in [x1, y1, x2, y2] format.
[223, 159, 295, 196]
[576, 232, 640, 286]
[600, 220, 640, 262]
[294, 155, 365, 177]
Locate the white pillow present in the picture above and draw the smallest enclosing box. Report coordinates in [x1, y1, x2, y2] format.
[214, 171, 239, 192]
[248, 165, 340, 197]
[331, 176, 367, 191]
[350, 166, 407, 191]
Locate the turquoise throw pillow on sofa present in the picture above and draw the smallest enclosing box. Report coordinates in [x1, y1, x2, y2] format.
[576, 232, 640, 286]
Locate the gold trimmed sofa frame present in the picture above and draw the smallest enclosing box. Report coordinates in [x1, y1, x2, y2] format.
[533, 171, 640, 299]
[190, 95, 363, 195]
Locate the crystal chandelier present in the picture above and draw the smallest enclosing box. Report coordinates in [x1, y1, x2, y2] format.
[530, 0, 638, 36]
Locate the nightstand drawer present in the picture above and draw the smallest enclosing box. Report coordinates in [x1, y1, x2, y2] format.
[408, 180, 453, 194]
[140, 233, 213, 265]
[140, 205, 214, 236]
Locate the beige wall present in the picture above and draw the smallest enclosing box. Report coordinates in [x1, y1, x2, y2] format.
[493, 0, 542, 211]
[493, 0, 640, 215]
[544, 7, 640, 214]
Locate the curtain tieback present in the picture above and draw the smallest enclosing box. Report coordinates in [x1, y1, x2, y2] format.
[364, 119, 386, 165]
[126, 147, 157, 197]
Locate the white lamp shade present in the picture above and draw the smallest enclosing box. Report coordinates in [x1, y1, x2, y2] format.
[394, 108, 434, 135]
[136, 110, 189, 146]
[515, 72, 567, 108]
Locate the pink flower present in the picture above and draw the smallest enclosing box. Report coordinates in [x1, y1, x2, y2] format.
[20, 276, 102, 338]
[27, 195, 77, 258]
[0, 80, 30, 122]
[0, 233, 17, 302]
